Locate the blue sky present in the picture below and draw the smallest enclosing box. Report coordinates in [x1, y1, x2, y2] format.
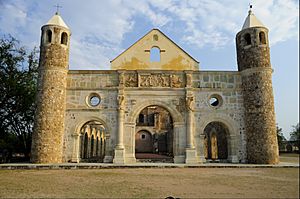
[0, 0, 298, 139]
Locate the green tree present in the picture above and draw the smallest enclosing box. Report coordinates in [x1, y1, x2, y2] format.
[0, 35, 38, 160]
[290, 123, 299, 150]
[276, 124, 286, 151]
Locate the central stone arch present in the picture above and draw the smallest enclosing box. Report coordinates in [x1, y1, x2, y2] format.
[125, 100, 186, 163]
[127, 100, 184, 124]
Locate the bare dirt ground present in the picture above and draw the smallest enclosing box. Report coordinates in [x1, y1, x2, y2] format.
[0, 154, 299, 198]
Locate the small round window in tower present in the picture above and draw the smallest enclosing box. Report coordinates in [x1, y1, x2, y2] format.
[153, 34, 158, 41]
[208, 94, 223, 108]
[141, 134, 146, 140]
[87, 93, 101, 107]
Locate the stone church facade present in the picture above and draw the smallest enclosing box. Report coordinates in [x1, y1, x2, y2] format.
[31, 9, 279, 164]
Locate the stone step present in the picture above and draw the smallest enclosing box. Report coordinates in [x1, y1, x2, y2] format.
[136, 158, 174, 163]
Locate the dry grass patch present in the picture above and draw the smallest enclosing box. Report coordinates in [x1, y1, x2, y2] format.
[0, 168, 299, 198]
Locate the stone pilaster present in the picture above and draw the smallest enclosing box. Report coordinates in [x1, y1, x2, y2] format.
[185, 89, 197, 164]
[71, 134, 81, 163]
[113, 80, 126, 163]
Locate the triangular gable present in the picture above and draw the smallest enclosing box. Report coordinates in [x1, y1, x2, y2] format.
[111, 29, 199, 70]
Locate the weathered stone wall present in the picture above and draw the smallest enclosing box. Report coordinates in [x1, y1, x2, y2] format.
[62, 70, 246, 163]
[111, 29, 199, 70]
[192, 72, 246, 163]
[63, 71, 119, 162]
[241, 68, 279, 163]
[31, 25, 70, 163]
[236, 27, 279, 164]
[236, 27, 270, 71]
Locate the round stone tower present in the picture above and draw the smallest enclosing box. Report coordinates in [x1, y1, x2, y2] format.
[31, 12, 71, 163]
[236, 8, 279, 164]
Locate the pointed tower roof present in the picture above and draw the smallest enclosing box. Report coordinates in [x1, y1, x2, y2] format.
[46, 12, 69, 29]
[242, 9, 265, 30]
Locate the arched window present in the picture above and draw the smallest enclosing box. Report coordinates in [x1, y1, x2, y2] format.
[150, 47, 160, 62]
[259, 32, 266, 44]
[244, 33, 251, 45]
[46, 30, 52, 43]
[139, 114, 144, 123]
[61, 32, 68, 45]
[153, 34, 158, 41]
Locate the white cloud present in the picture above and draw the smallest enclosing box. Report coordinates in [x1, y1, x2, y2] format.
[0, 0, 298, 68]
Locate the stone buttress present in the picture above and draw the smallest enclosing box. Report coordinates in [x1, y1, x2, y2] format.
[31, 13, 71, 163]
[236, 9, 279, 164]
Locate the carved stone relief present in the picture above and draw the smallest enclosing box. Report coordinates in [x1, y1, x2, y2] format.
[185, 73, 192, 87]
[170, 75, 183, 88]
[124, 73, 138, 87]
[186, 96, 195, 111]
[139, 74, 170, 87]
[122, 72, 185, 88]
[175, 97, 186, 114]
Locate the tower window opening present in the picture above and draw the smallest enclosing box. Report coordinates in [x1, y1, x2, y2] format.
[244, 33, 251, 45]
[61, 32, 68, 45]
[150, 47, 160, 62]
[46, 30, 52, 43]
[259, 32, 266, 44]
[153, 34, 158, 41]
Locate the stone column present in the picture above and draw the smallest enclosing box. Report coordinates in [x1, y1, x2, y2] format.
[186, 109, 194, 149]
[116, 108, 125, 149]
[113, 94, 126, 164]
[185, 95, 197, 164]
[71, 134, 82, 163]
[87, 126, 92, 158]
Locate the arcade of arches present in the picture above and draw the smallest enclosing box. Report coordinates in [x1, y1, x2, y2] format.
[79, 121, 106, 162]
[135, 106, 173, 160]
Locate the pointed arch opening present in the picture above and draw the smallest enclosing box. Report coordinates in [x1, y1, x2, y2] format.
[150, 47, 161, 62]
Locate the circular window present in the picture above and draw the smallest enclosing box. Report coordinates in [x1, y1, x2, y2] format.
[208, 94, 222, 108]
[88, 94, 101, 107]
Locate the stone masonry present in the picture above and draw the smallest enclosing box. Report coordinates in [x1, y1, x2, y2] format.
[236, 24, 279, 164]
[31, 18, 71, 163]
[31, 9, 279, 164]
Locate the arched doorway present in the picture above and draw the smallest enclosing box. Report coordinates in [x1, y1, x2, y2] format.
[79, 121, 106, 162]
[135, 105, 173, 162]
[204, 122, 229, 162]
